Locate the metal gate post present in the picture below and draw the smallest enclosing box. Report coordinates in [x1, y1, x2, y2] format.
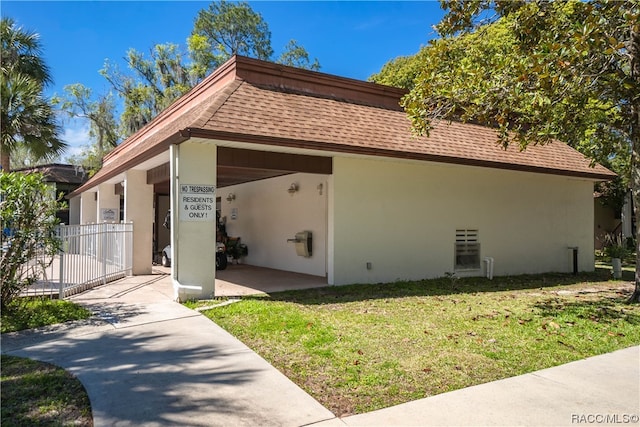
[58, 249, 65, 299]
[102, 223, 107, 284]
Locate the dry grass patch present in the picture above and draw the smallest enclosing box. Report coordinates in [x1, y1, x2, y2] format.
[196, 272, 640, 416]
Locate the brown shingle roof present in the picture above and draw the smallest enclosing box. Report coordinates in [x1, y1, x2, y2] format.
[15, 163, 88, 185]
[195, 82, 613, 178]
[72, 55, 615, 196]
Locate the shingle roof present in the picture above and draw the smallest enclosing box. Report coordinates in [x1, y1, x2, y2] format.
[73, 55, 615, 196]
[15, 163, 88, 185]
[195, 81, 614, 179]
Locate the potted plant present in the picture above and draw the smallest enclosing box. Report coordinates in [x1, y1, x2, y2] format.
[225, 237, 248, 264]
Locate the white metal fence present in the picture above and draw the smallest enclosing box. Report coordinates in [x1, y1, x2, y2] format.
[30, 222, 133, 298]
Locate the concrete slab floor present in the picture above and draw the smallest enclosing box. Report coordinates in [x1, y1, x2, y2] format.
[154, 263, 329, 297]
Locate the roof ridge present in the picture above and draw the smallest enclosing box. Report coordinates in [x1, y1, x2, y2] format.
[190, 79, 244, 129]
[232, 55, 406, 111]
[250, 81, 403, 111]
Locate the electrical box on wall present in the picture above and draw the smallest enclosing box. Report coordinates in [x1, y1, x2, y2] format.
[288, 231, 312, 257]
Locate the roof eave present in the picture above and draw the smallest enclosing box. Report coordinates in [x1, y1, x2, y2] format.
[67, 132, 187, 199]
[185, 128, 617, 182]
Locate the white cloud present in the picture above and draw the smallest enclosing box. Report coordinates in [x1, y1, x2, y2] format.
[60, 118, 91, 160]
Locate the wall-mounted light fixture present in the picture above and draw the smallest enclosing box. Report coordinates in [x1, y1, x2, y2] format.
[226, 193, 236, 203]
[288, 183, 299, 194]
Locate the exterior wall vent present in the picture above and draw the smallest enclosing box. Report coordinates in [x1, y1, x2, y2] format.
[455, 229, 480, 270]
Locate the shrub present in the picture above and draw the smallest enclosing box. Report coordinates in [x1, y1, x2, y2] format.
[0, 173, 63, 309]
[601, 232, 628, 259]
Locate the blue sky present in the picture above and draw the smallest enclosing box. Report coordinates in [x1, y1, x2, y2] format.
[2, 1, 446, 160]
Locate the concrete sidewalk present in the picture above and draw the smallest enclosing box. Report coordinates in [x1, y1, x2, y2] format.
[2, 272, 335, 427]
[2, 272, 639, 426]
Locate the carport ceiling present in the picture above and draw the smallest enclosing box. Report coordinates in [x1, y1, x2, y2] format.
[217, 166, 291, 188]
[150, 147, 332, 194]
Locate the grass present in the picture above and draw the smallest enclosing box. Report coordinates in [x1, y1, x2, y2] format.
[196, 271, 640, 416]
[1, 298, 92, 334]
[1, 298, 94, 425]
[1, 355, 93, 426]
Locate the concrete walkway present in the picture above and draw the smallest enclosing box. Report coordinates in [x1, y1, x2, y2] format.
[2, 272, 639, 426]
[2, 272, 334, 426]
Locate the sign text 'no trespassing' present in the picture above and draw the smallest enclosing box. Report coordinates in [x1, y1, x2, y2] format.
[179, 184, 215, 222]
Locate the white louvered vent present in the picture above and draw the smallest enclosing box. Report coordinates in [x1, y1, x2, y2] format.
[455, 229, 480, 270]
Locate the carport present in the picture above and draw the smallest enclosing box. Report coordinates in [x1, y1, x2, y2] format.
[72, 143, 334, 301]
[67, 54, 408, 301]
[147, 146, 333, 286]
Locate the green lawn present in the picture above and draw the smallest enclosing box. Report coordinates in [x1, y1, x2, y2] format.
[1, 298, 92, 334]
[193, 271, 640, 416]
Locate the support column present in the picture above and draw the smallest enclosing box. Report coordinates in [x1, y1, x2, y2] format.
[171, 142, 217, 301]
[80, 192, 97, 224]
[97, 183, 120, 223]
[125, 169, 153, 275]
[68, 196, 81, 225]
[79, 191, 97, 256]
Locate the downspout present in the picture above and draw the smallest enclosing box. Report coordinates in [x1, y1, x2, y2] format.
[483, 257, 494, 280]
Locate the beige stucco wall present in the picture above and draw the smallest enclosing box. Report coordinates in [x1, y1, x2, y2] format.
[218, 173, 328, 278]
[79, 192, 97, 224]
[72, 145, 597, 291]
[330, 156, 595, 285]
[97, 183, 120, 223]
[68, 196, 81, 225]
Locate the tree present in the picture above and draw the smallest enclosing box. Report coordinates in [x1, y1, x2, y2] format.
[53, 84, 119, 172]
[402, 0, 640, 302]
[373, 16, 631, 224]
[100, 1, 321, 137]
[64, 145, 103, 177]
[276, 39, 321, 71]
[5, 144, 41, 170]
[188, 1, 321, 78]
[100, 43, 196, 137]
[0, 17, 65, 172]
[0, 172, 63, 309]
[369, 47, 429, 90]
[188, 0, 273, 79]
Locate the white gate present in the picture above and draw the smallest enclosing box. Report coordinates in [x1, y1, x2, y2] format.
[32, 223, 133, 298]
